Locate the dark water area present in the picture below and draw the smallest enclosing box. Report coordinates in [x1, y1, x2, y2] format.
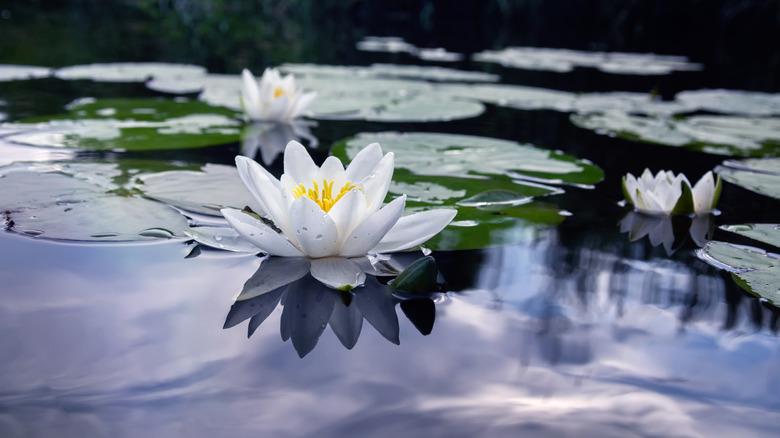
[1, 1, 780, 437]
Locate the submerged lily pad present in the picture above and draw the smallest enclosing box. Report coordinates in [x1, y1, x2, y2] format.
[716, 158, 780, 200]
[135, 164, 260, 216]
[473, 47, 702, 75]
[571, 112, 780, 157]
[332, 132, 602, 249]
[0, 168, 188, 241]
[699, 241, 780, 306]
[3, 98, 241, 151]
[54, 62, 206, 82]
[0, 64, 52, 82]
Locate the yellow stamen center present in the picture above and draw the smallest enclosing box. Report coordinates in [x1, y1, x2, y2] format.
[273, 87, 286, 99]
[292, 179, 357, 213]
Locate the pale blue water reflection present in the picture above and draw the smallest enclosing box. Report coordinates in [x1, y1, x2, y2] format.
[0, 223, 777, 437]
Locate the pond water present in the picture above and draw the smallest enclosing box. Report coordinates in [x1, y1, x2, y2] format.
[1, 2, 780, 437]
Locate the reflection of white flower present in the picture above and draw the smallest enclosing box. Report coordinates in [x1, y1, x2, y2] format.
[619, 211, 714, 255]
[241, 120, 318, 165]
[622, 169, 721, 216]
[185, 141, 456, 290]
[241, 68, 316, 122]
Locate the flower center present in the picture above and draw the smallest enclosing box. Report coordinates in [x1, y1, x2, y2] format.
[273, 87, 287, 99]
[292, 179, 357, 213]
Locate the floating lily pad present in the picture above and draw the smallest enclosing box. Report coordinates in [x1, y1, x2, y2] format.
[0, 169, 188, 241]
[0, 64, 52, 82]
[720, 224, 780, 249]
[331, 132, 601, 249]
[699, 241, 780, 307]
[136, 164, 260, 216]
[473, 47, 702, 75]
[716, 158, 780, 200]
[676, 89, 780, 116]
[54, 62, 206, 82]
[571, 112, 780, 157]
[3, 98, 241, 151]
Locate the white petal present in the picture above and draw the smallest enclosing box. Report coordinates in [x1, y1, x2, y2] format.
[236, 256, 310, 301]
[346, 142, 383, 181]
[183, 226, 261, 253]
[284, 140, 318, 184]
[221, 208, 302, 257]
[372, 208, 457, 253]
[310, 257, 366, 290]
[234, 156, 293, 237]
[266, 94, 290, 121]
[241, 69, 260, 115]
[289, 91, 317, 119]
[315, 155, 348, 189]
[359, 152, 394, 215]
[327, 188, 369, 244]
[288, 196, 341, 258]
[692, 171, 715, 214]
[340, 195, 406, 257]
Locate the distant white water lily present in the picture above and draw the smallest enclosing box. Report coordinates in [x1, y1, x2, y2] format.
[241, 68, 316, 122]
[185, 141, 456, 290]
[622, 169, 721, 216]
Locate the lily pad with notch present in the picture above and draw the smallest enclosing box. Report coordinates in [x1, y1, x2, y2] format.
[699, 241, 780, 307]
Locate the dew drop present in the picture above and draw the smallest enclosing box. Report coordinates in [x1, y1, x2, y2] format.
[139, 228, 174, 238]
[315, 234, 323, 240]
[302, 227, 308, 232]
[90, 232, 119, 238]
[23, 229, 44, 236]
[215, 235, 223, 241]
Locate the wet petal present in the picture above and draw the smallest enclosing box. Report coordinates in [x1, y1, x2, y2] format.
[234, 156, 292, 236]
[183, 226, 261, 253]
[346, 142, 383, 181]
[310, 257, 366, 290]
[221, 208, 302, 257]
[340, 195, 406, 257]
[360, 152, 394, 215]
[372, 208, 457, 253]
[289, 196, 340, 258]
[327, 188, 369, 243]
[284, 140, 318, 184]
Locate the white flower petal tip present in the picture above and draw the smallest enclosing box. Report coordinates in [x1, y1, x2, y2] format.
[240, 67, 316, 122]
[622, 168, 720, 216]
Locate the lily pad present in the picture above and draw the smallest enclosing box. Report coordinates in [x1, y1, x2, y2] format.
[473, 47, 702, 75]
[331, 132, 602, 249]
[0, 64, 52, 82]
[54, 62, 206, 82]
[716, 158, 780, 200]
[135, 164, 260, 216]
[0, 169, 188, 241]
[3, 98, 241, 151]
[720, 224, 780, 249]
[699, 241, 780, 307]
[570, 112, 780, 157]
[676, 89, 780, 117]
[281, 63, 497, 83]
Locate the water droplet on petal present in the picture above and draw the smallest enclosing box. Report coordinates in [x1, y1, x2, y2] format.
[315, 234, 323, 240]
[138, 228, 174, 238]
[215, 235, 223, 241]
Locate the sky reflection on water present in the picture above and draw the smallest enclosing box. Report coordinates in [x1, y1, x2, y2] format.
[0, 225, 777, 437]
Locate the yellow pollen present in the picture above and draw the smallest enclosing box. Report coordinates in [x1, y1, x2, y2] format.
[273, 87, 286, 99]
[292, 179, 357, 212]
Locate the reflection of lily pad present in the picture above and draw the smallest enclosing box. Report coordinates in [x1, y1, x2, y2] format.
[54, 62, 206, 82]
[136, 164, 260, 216]
[473, 47, 701, 75]
[571, 112, 780, 157]
[0, 169, 187, 241]
[716, 158, 780, 200]
[699, 241, 780, 307]
[0, 64, 52, 82]
[4, 98, 241, 151]
[721, 224, 780, 249]
[331, 132, 601, 250]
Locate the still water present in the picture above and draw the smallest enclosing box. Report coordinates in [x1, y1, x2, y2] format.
[2, 1, 780, 437]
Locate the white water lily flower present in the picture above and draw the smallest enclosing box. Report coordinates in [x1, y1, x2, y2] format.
[241, 68, 316, 122]
[622, 168, 721, 216]
[185, 141, 456, 290]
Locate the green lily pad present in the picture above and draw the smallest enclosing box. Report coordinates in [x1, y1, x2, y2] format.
[332, 132, 601, 249]
[3, 98, 242, 151]
[473, 47, 701, 75]
[720, 224, 780, 249]
[676, 89, 780, 117]
[135, 164, 260, 216]
[53, 62, 206, 82]
[281, 63, 498, 83]
[570, 112, 780, 157]
[0, 168, 188, 241]
[0, 64, 52, 82]
[699, 241, 780, 307]
[716, 158, 780, 200]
